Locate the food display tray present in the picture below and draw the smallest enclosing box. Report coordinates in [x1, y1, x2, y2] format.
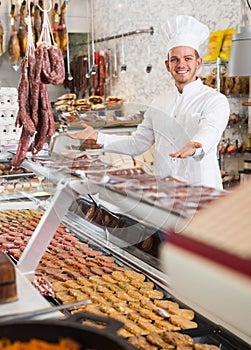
[0, 207, 250, 349]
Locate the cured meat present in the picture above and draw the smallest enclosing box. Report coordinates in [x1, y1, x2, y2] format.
[58, 1, 67, 57]
[30, 83, 49, 154]
[93, 51, 100, 95]
[8, 32, 21, 66]
[29, 1, 35, 36]
[52, 2, 60, 47]
[30, 44, 45, 127]
[33, 4, 42, 44]
[15, 56, 36, 135]
[12, 128, 31, 167]
[17, 0, 28, 58]
[8, 4, 21, 66]
[13, 1, 65, 167]
[0, 20, 3, 56]
[98, 53, 105, 96]
[41, 45, 65, 85]
[30, 82, 55, 154]
[74, 55, 86, 96]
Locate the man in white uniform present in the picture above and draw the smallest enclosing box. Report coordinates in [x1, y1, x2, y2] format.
[66, 15, 230, 190]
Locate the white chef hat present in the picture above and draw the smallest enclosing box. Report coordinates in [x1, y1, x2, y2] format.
[162, 15, 209, 55]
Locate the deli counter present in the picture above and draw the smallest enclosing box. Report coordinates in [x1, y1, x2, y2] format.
[0, 147, 250, 350]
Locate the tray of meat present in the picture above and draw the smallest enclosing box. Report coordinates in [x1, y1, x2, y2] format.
[0, 208, 250, 350]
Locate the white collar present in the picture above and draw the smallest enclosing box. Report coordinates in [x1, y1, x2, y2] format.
[173, 77, 202, 96]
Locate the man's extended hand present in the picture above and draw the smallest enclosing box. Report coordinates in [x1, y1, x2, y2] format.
[65, 123, 98, 141]
[169, 141, 202, 158]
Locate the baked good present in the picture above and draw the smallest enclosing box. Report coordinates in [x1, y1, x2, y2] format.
[162, 331, 194, 346]
[57, 93, 77, 100]
[169, 315, 198, 329]
[194, 345, 220, 350]
[146, 332, 173, 348]
[55, 99, 75, 106]
[55, 104, 75, 112]
[106, 96, 123, 103]
[75, 99, 92, 111]
[128, 335, 159, 349]
[75, 98, 89, 105]
[88, 95, 104, 104]
[91, 103, 105, 110]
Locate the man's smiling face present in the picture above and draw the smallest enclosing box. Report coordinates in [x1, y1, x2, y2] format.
[165, 46, 202, 93]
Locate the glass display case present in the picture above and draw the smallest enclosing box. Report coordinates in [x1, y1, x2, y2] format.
[0, 146, 250, 349]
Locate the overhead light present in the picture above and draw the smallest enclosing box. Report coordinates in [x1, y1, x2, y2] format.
[228, 26, 251, 76]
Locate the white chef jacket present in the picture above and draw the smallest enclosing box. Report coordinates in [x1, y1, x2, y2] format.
[97, 78, 230, 190]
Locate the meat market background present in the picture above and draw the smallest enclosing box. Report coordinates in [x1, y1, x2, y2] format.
[0, 0, 242, 106]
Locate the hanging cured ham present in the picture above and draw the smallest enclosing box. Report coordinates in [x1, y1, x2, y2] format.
[33, 1, 42, 44]
[58, 1, 67, 57]
[17, 0, 28, 58]
[52, 2, 60, 47]
[8, 4, 21, 67]
[0, 20, 3, 56]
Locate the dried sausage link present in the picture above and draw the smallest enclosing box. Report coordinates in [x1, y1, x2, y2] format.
[15, 56, 36, 135]
[41, 45, 65, 85]
[12, 128, 31, 167]
[30, 44, 44, 127]
[30, 83, 49, 154]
